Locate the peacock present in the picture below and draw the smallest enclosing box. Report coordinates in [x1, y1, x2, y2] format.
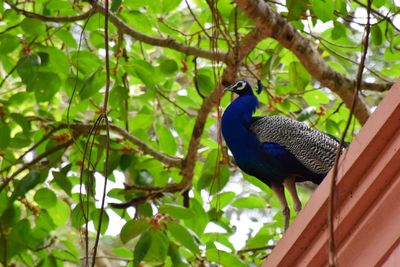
[221, 80, 345, 231]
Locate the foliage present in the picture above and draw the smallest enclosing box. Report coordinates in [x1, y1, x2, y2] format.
[0, 0, 396, 266]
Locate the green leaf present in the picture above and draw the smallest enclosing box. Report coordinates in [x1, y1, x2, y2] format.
[35, 210, 56, 232]
[232, 195, 267, 208]
[371, 24, 383, 46]
[91, 209, 109, 235]
[10, 113, 30, 137]
[28, 72, 61, 102]
[34, 188, 57, 209]
[55, 29, 77, 48]
[0, 204, 21, 228]
[112, 247, 133, 258]
[197, 149, 218, 190]
[297, 106, 317, 121]
[0, 34, 20, 54]
[327, 61, 346, 74]
[110, 85, 129, 118]
[46, 0, 74, 13]
[133, 231, 152, 266]
[156, 124, 177, 155]
[168, 243, 189, 267]
[325, 119, 341, 136]
[120, 218, 150, 244]
[183, 198, 208, 235]
[16, 54, 41, 85]
[89, 31, 104, 49]
[167, 222, 200, 254]
[121, 11, 153, 33]
[287, 0, 308, 21]
[46, 200, 70, 227]
[111, 0, 122, 11]
[61, 240, 81, 261]
[245, 225, 275, 249]
[10, 170, 43, 203]
[0, 120, 11, 149]
[71, 50, 103, 74]
[196, 73, 214, 96]
[79, 70, 106, 100]
[38, 47, 70, 80]
[289, 61, 311, 91]
[129, 60, 156, 90]
[162, 0, 182, 13]
[332, 21, 346, 40]
[21, 18, 46, 36]
[372, 0, 386, 8]
[208, 165, 230, 195]
[0, 191, 8, 215]
[384, 48, 400, 62]
[160, 59, 178, 75]
[206, 248, 246, 267]
[8, 219, 34, 257]
[120, 154, 134, 170]
[304, 89, 330, 106]
[210, 191, 236, 209]
[130, 113, 154, 132]
[52, 249, 80, 264]
[381, 64, 400, 77]
[159, 204, 195, 219]
[71, 205, 85, 229]
[312, 0, 334, 22]
[51, 171, 72, 196]
[145, 229, 169, 263]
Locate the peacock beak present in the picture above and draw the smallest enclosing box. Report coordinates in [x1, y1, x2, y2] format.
[225, 85, 235, 92]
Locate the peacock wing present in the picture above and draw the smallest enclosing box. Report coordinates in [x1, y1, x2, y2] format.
[250, 116, 343, 174]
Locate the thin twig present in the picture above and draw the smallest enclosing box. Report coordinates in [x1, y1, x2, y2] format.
[237, 245, 276, 254]
[0, 126, 62, 175]
[0, 139, 74, 192]
[91, 0, 112, 260]
[327, 0, 372, 265]
[184, 0, 212, 39]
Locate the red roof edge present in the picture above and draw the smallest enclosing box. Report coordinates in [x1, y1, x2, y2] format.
[262, 81, 400, 267]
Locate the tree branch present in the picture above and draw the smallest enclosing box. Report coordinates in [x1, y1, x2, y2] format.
[90, 1, 228, 62]
[65, 123, 183, 168]
[5, 0, 227, 62]
[180, 28, 268, 190]
[0, 139, 74, 192]
[361, 81, 394, 92]
[112, 28, 270, 204]
[5, 1, 96, 22]
[233, 0, 390, 124]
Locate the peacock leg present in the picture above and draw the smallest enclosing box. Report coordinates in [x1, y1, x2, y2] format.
[283, 176, 302, 213]
[271, 182, 290, 231]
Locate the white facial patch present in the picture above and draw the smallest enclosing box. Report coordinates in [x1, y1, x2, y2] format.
[236, 81, 246, 90]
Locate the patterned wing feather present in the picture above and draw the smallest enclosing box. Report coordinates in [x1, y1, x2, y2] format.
[250, 116, 342, 174]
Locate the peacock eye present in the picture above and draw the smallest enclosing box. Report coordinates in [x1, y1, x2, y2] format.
[237, 81, 246, 90]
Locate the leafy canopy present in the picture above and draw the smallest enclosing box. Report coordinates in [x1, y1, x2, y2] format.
[0, 0, 396, 266]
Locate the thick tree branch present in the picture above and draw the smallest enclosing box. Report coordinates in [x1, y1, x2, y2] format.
[233, 0, 390, 124]
[362, 81, 394, 92]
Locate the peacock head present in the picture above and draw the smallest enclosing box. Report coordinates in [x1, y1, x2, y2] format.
[225, 80, 263, 96]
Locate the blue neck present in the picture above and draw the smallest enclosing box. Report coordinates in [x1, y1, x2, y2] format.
[221, 95, 258, 151]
